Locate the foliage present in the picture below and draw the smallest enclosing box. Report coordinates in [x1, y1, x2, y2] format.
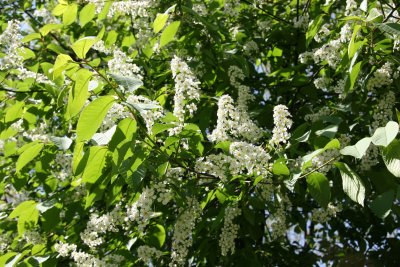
[0, 0, 400, 266]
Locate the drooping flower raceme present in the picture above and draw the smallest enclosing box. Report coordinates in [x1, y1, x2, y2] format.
[271, 105, 292, 146]
[219, 203, 241, 256]
[0, 20, 23, 70]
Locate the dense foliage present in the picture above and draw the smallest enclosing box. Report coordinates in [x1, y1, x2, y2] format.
[1, 0, 400, 266]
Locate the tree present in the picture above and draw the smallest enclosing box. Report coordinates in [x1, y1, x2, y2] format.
[0, 0, 400, 266]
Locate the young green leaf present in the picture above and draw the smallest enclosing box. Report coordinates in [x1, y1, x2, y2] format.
[153, 13, 169, 33]
[306, 172, 331, 208]
[67, 68, 93, 118]
[71, 36, 98, 59]
[76, 95, 115, 142]
[335, 162, 365, 206]
[63, 4, 77, 25]
[79, 3, 96, 27]
[16, 142, 44, 173]
[160, 21, 180, 48]
[369, 190, 394, 219]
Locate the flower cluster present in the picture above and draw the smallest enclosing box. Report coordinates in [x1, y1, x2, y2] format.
[313, 39, 342, 68]
[81, 205, 124, 248]
[0, 20, 23, 70]
[305, 106, 331, 122]
[293, 14, 309, 30]
[371, 91, 396, 132]
[170, 197, 201, 266]
[219, 203, 241, 256]
[137, 245, 163, 264]
[314, 24, 330, 43]
[230, 141, 271, 177]
[170, 56, 201, 131]
[360, 144, 380, 172]
[311, 149, 340, 174]
[271, 105, 293, 146]
[367, 63, 394, 92]
[54, 242, 77, 257]
[311, 203, 342, 223]
[108, 49, 143, 81]
[101, 102, 128, 131]
[53, 153, 73, 181]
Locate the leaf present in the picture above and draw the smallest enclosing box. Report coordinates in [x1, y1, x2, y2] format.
[340, 137, 371, 159]
[145, 224, 166, 248]
[39, 23, 63, 36]
[67, 68, 93, 118]
[5, 101, 24, 123]
[92, 125, 117, 146]
[335, 162, 365, 206]
[349, 60, 362, 91]
[382, 139, 400, 177]
[109, 73, 143, 93]
[153, 13, 169, 33]
[305, 14, 325, 47]
[306, 172, 330, 208]
[367, 8, 383, 22]
[50, 136, 73, 150]
[16, 143, 44, 172]
[9, 200, 39, 235]
[315, 125, 338, 139]
[369, 190, 394, 219]
[79, 3, 96, 27]
[63, 4, 77, 25]
[53, 54, 74, 79]
[22, 32, 41, 43]
[81, 146, 109, 184]
[378, 22, 400, 35]
[371, 121, 399, 147]
[160, 21, 180, 48]
[348, 24, 361, 59]
[71, 36, 98, 59]
[76, 95, 115, 142]
[272, 158, 290, 176]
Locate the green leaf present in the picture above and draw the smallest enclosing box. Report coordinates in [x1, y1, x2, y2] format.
[371, 121, 399, 147]
[154, 13, 169, 33]
[382, 139, 400, 177]
[5, 101, 24, 123]
[53, 54, 74, 79]
[160, 21, 180, 48]
[81, 146, 109, 184]
[348, 24, 361, 59]
[306, 14, 325, 47]
[145, 224, 166, 248]
[22, 33, 41, 43]
[340, 137, 371, 159]
[76, 95, 115, 142]
[349, 60, 362, 91]
[63, 4, 77, 25]
[306, 172, 330, 208]
[79, 3, 96, 27]
[272, 158, 290, 176]
[39, 23, 63, 36]
[67, 68, 93, 118]
[335, 162, 365, 206]
[109, 73, 143, 93]
[315, 125, 338, 139]
[71, 36, 98, 59]
[16, 143, 44, 173]
[367, 8, 383, 22]
[369, 190, 394, 219]
[9, 200, 39, 235]
[378, 22, 400, 35]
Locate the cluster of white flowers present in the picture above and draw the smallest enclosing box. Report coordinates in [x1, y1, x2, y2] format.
[314, 76, 331, 90]
[87, 0, 155, 18]
[125, 187, 157, 233]
[153, 181, 174, 205]
[366, 62, 394, 92]
[33, 8, 58, 24]
[0, 20, 23, 70]
[126, 95, 164, 134]
[170, 197, 201, 267]
[170, 56, 201, 135]
[299, 51, 314, 64]
[208, 67, 263, 142]
[311, 149, 340, 174]
[311, 203, 342, 223]
[332, 78, 347, 98]
[195, 153, 239, 182]
[137, 245, 163, 264]
[257, 183, 275, 201]
[219, 203, 241, 256]
[54, 242, 77, 257]
[339, 23, 353, 43]
[360, 144, 380, 172]
[53, 153, 73, 181]
[101, 102, 128, 131]
[305, 106, 331, 122]
[293, 14, 310, 30]
[193, 1, 208, 16]
[22, 121, 50, 142]
[314, 24, 330, 43]
[92, 40, 114, 55]
[0, 234, 13, 254]
[345, 0, 360, 16]
[271, 105, 293, 146]
[81, 205, 124, 248]
[371, 91, 396, 132]
[108, 49, 143, 80]
[268, 207, 287, 240]
[243, 40, 259, 55]
[313, 39, 342, 68]
[230, 141, 271, 177]
[224, 0, 240, 17]
[16, 67, 55, 86]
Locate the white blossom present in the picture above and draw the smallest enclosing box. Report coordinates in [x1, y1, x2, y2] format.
[219, 203, 241, 256]
[271, 105, 293, 146]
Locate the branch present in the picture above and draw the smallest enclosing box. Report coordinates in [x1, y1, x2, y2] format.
[240, 0, 291, 24]
[298, 155, 340, 179]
